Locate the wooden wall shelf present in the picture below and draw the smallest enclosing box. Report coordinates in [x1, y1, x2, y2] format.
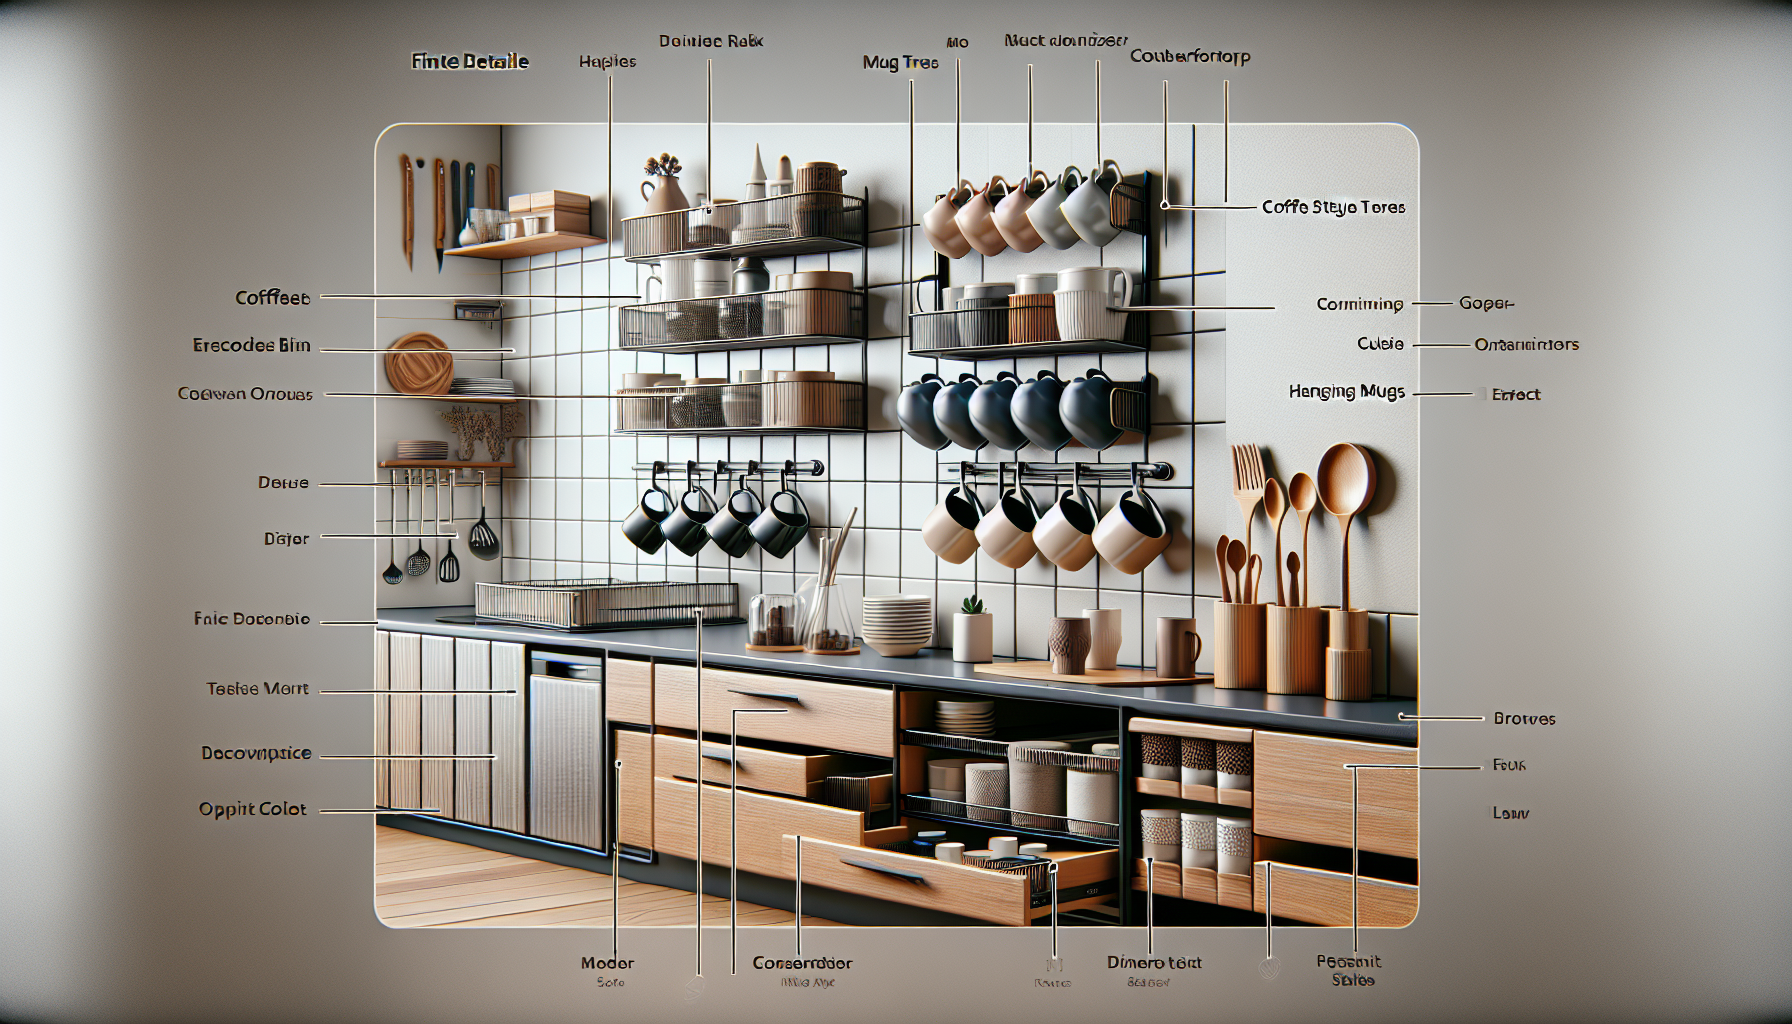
[446, 232, 605, 259]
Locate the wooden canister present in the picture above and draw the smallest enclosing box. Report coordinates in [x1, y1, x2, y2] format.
[1328, 607, 1369, 651]
[1008, 292, 1060, 344]
[1212, 601, 1266, 689]
[1267, 604, 1327, 695]
[1326, 648, 1373, 701]
[795, 161, 845, 235]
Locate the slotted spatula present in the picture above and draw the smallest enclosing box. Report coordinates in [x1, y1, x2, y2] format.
[468, 470, 500, 561]
[405, 470, 430, 576]
[437, 472, 461, 583]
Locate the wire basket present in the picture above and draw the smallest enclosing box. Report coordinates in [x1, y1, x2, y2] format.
[623, 191, 866, 261]
[474, 579, 741, 632]
[619, 287, 865, 352]
[614, 379, 865, 435]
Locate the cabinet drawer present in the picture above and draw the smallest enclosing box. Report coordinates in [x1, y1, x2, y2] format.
[1253, 731, 1417, 859]
[654, 734, 841, 799]
[652, 778, 904, 879]
[654, 664, 894, 757]
[606, 657, 652, 725]
[615, 729, 653, 848]
[789, 837, 1118, 927]
[1253, 862, 1417, 927]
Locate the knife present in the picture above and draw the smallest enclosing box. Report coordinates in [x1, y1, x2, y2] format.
[399, 153, 413, 270]
[433, 158, 445, 271]
[463, 161, 475, 228]
[449, 160, 460, 251]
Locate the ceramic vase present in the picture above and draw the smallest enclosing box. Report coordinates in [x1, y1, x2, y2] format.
[1048, 617, 1092, 675]
[953, 612, 993, 664]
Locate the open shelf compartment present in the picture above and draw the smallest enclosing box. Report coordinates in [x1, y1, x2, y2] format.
[619, 286, 865, 353]
[623, 191, 867, 262]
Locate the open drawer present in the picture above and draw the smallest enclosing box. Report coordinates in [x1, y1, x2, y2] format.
[652, 778, 905, 879]
[653, 663, 894, 756]
[1253, 861, 1417, 927]
[654, 733, 843, 800]
[785, 836, 1118, 927]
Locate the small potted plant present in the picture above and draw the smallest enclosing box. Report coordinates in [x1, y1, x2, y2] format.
[953, 594, 993, 664]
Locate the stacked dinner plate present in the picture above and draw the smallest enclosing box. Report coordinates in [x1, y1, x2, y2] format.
[859, 594, 933, 657]
[395, 440, 449, 460]
[936, 698, 995, 737]
[449, 377, 517, 396]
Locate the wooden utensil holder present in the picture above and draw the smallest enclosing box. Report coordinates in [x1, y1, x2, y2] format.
[1325, 607, 1372, 701]
[1267, 605, 1326, 695]
[1007, 293, 1060, 343]
[1213, 602, 1265, 690]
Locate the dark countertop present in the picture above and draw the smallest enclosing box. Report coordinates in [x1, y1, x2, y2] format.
[378, 606, 1417, 744]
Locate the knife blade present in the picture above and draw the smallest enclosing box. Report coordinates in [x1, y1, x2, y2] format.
[463, 161, 475, 228]
[433, 158, 445, 272]
[400, 153, 413, 270]
[449, 160, 460, 252]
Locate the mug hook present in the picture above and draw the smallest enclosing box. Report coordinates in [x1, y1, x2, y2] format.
[650, 460, 667, 492]
[1130, 461, 1143, 494]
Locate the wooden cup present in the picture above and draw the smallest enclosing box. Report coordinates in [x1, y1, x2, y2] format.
[1267, 604, 1327, 695]
[1212, 602, 1266, 690]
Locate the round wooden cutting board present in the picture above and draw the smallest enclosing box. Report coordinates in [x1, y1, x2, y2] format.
[384, 332, 453, 395]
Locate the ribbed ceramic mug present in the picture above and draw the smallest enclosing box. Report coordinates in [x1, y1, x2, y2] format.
[921, 484, 985, 564]
[1025, 166, 1084, 249]
[954, 176, 1011, 257]
[923, 181, 975, 258]
[1048, 616, 1092, 674]
[1033, 485, 1098, 571]
[1053, 268, 1131, 342]
[1092, 487, 1172, 574]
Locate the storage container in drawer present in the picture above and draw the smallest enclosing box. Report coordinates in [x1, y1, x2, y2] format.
[1253, 862, 1417, 927]
[652, 778, 904, 879]
[1253, 731, 1417, 859]
[615, 728, 653, 848]
[654, 734, 842, 799]
[653, 664, 894, 756]
[606, 657, 653, 724]
[788, 837, 1119, 927]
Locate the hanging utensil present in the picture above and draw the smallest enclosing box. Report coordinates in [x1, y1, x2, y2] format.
[399, 153, 414, 270]
[1263, 477, 1288, 605]
[1226, 538, 1247, 605]
[433, 158, 446, 272]
[1215, 534, 1232, 603]
[1316, 443, 1378, 611]
[1287, 472, 1318, 607]
[463, 161, 475, 231]
[1230, 443, 1267, 566]
[438, 472, 461, 583]
[382, 469, 403, 584]
[449, 160, 461, 251]
[468, 470, 501, 561]
[405, 470, 430, 576]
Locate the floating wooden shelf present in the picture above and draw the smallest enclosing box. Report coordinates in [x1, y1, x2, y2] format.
[378, 461, 514, 469]
[369, 393, 520, 404]
[1133, 777, 1252, 809]
[446, 231, 606, 260]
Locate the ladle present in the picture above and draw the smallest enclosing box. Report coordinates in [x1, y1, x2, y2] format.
[405, 471, 431, 576]
[1226, 538, 1247, 605]
[468, 470, 501, 561]
[1287, 472, 1318, 606]
[382, 469, 403, 585]
[1316, 443, 1377, 611]
[437, 472, 461, 583]
[1263, 478, 1288, 605]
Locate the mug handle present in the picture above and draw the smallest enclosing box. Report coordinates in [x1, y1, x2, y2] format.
[644, 271, 663, 304]
[1186, 630, 1202, 663]
[1060, 166, 1082, 192]
[1099, 158, 1124, 189]
[987, 174, 1012, 202]
[1109, 270, 1132, 310]
[1025, 169, 1052, 197]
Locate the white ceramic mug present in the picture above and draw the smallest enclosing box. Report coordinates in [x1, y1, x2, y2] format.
[1084, 608, 1122, 671]
[649, 257, 700, 301]
[1025, 166, 1084, 249]
[992, 169, 1050, 252]
[1032, 485, 1099, 571]
[1063, 158, 1125, 246]
[990, 836, 1020, 859]
[923, 181, 975, 258]
[954, 175, 1011, 257]
[1053, 267, 1131, 342]
[1014, 272, 1058, 295]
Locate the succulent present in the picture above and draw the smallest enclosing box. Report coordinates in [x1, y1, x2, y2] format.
[644, 152, 682, 177]
[961, 595, 985, 615]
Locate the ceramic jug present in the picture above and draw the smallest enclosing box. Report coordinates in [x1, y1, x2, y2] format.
[642, 173, 692, 253]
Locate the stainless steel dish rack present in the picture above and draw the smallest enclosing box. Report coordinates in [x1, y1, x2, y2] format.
[474, 579, 742, 632]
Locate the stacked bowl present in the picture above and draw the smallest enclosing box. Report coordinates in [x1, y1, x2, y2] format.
[936, 699, 995, 737]
[860, 594, 934, 656]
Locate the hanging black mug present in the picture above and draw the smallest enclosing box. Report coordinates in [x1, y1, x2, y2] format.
[620, 462, 675, 554]
[709, 471, 764, 558]
[661, 462, 720, 556]
[750, 464, 811, 559]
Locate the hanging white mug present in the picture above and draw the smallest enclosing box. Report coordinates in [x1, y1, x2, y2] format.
[1025, 166, 1084, 250]
[1062, 158, 1125, 246]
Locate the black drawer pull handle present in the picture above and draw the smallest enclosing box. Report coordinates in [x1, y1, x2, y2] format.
[840, 857, 928, 885]
[729, 688, 804, 704]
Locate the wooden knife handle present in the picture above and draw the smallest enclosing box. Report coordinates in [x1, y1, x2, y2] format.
[433, 158, 446, 248]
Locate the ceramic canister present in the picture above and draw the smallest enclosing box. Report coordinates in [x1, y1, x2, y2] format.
[964, 762, 1009, 823]
[1180, 812, 1217, 871]
[1216, 816, 1253, 876]
[1181, 737, 1216, 788]
[1139, 733, 1177, 781]
[1008, 740, 1071, 829]
[1067, 742, 1120, 837]
[1215, 740, 1253, 792]
[1140, 808, 1182, 864]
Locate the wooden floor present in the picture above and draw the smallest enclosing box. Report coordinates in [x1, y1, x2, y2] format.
[376, 826, 843, 928]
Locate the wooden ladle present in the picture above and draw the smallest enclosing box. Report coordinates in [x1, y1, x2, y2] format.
[1227, 538, 1248, 606]
[1263, 478, 1288, 605]
[1287, 472, 1318, 607]
[1215, 535, 1232, 602]
[1316, 443, 1377, 611]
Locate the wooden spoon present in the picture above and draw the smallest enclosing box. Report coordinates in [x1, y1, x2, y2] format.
[1226, 538, 1247, 606]
[1263, 478, 1288, 605]
[1245, 554, 1262, 604]
[1215, 534, 1231, 602]
[1287, 472, 1318, 606]
[1286, 552, 1301, 606]
[1316, 443, 1377, 611]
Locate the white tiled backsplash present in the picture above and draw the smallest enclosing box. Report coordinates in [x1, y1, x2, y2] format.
[376, 121, 1417, 697]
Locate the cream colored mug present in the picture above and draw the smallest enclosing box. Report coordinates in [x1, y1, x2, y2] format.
[954, 176, 1011, 257]
[992, 170, 1051, 252]
[921, 483, 984, 564]
[923, 181, 975, 258]
[973, 473, 1041, 568]
[1032, 484, 1098, 570]
[1092, 486, 1172, 574]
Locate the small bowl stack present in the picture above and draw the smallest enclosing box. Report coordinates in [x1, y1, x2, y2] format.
[396, 440, 449, 461]
[936, 699, 995, 737]
[860, 594, 933, 656]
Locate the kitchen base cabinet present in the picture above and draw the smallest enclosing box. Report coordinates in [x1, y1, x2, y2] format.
[1254, 861, 1417, 927]
[452, 638, 491, 827]
[489, 644, 525, 833]
[606, 656, 653, 725]
[652, 777, 906, 879]
[373, 631, 390, 810]
[615, 728, 653, 849]
[654, 663, 895, 757]
[1253, 730, 1417, 859]
[377, 631, 524, 832]
[386, 632, 422, 811]
[422, 636, 456, 820]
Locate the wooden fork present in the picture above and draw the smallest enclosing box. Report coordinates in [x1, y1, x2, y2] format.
[1230, 443, 1267, 565]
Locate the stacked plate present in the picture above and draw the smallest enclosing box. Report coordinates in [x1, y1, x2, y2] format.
[449, 377, 516, 396]
[936, 698, 995, 737]
[395, 440, 449, 460]
[859, 594, 933, 657]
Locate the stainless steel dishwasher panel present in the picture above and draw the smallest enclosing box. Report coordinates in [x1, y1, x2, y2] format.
[526, 673, 606, 850]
